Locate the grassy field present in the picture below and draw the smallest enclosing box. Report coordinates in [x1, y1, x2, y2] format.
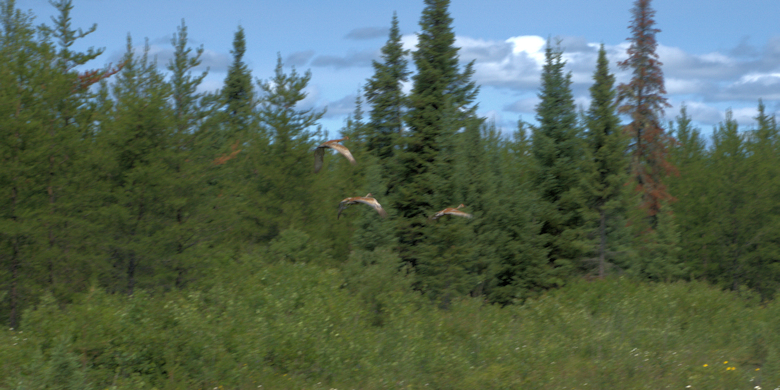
[1, 253, 778, 389]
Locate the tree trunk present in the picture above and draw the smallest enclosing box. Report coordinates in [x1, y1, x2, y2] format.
[599, 208, 607, 278]
[10, 185, 20, 328]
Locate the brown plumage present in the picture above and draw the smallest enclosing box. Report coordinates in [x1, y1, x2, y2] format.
[338, 193, 388, 219]
[314, 136, 356, 173]
[431, 204, 472, 220]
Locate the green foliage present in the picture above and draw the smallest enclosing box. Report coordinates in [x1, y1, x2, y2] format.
[267, 229, 332, 266]
[671, 107, 780, 298]
[581, 45, 631, 278]
[364, 12, 409, 161]
[390, 0, 480, 300]
[3, 268, 779, 389]
[222, 25, 255, 138]
[479, 122, 548, 305]
[532, 40, 587, 281]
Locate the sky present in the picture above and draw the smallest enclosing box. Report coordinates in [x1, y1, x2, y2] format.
[19, 0, 780, 137]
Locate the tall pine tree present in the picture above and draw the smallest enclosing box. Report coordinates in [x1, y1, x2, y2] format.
[364, 12, 410, 161]
[391, 0, 477, 265]
[582, 44, 628, 278]
[391, 0, 479, 301]
[94, 37, 174, 294]
[617, 0, 675, 228]
[531, 40, 585, 284]
[222, 26, 255, 140]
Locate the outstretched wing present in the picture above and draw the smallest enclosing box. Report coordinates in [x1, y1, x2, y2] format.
[450, 210, 473, 219]
[431, 208, 472, 220]
[356, 198, 387, 218]
[314, 147, 325, 173]
[328, 143, 356, 166]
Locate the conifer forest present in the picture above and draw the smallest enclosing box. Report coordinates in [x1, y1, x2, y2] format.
[2, 0, 780, 388]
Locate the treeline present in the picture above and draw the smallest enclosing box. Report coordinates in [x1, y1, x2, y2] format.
[2, 0, 780, 330]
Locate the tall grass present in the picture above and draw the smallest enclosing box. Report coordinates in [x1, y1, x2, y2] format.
[2, 252, 778, 389]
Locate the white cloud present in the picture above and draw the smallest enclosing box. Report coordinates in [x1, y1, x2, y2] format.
[401, 34, 418, 52]
[439, 33, 779, 127]
[506, 35, 546, 65]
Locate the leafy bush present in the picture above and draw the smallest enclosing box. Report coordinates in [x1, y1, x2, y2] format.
[2, 260, 778, 389]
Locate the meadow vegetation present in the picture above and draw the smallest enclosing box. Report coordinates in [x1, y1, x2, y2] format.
[2, 251, 778, 389]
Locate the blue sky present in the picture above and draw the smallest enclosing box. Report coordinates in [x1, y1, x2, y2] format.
[20, 0, 780, 136]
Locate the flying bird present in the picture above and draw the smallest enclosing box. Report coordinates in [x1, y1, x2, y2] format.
[314, 136, 356, 173]
[338, 193, 388, 219]
[431, 204, 472, 220]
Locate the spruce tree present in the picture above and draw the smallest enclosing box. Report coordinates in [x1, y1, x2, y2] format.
[531, 40, 585, 283]
[95, 37, 174, 294]
[241, 55, 325, 244]
[204, 25, 258, 253]
[222, 26, 255, 140]
[667, 105, 708, 275]
[741, 103, 780, 298]
[617, 0, 675, 228]
[391, 0, 478, 272]
[0, 0, 47, 327]
[582, 44, 628, 278]
[42, 0, 124, 301]
[364, 12, 410, 161]
[474, 121, 547, 304]
[0, 0, 121, 325]
[163, 20, 211, 288]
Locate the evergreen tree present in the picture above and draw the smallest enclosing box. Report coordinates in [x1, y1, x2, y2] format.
[0, 0, 120, 325]
[162, 20, 212, 288]
[0, 0, 47, 327]
[741, 103, 780, 298]
[168, 20, 208, 137]
[40, 0, 124, 301]
[340, 94, 397, 254]
[239, 55, 325, 245]
[222, 26, 255, 141]
[204, 25, 259, 254]
[477, 121, 547, 304]
[617, 0, 675, 228]
[94, 37, 174, 294]
[667, 105, 708, 276]
[391, 0, 478, 279]
[364, 12, 410, 161]
[678, 105, 780, 298]
[582, 44, 628, 278]
[531, 40, 585, 283]
[707, 111, 752, 288]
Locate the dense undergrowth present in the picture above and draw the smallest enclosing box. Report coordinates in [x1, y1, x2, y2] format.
[2, 250, 778, 389]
